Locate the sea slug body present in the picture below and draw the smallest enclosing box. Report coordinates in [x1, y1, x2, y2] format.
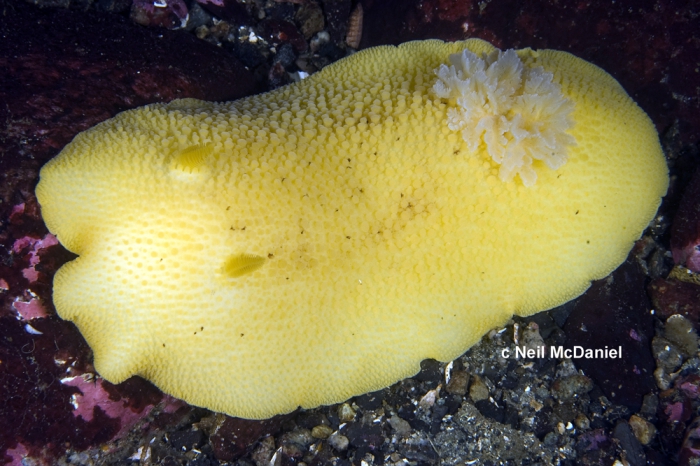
[36, 39, 668, 419]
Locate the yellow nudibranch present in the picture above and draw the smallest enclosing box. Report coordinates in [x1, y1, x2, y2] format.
[36, 39, 668, 419]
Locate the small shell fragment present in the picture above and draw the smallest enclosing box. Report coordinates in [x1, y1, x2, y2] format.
[338, 402, 356, 422]
[25, 323, 43, 335]
[418, 385, 441, 410]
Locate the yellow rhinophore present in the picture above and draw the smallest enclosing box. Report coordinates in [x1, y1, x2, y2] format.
[36, 39, 668, 419]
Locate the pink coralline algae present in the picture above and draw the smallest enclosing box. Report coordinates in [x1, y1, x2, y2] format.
[11, 297, 48, 321]
[12, 233, 59, 283]
[0, 310, 186, 465]
[666, 400, 690, 423]
[62, 374, 185, 437]
[4, 370, 184, 466]
[5, 444, 29, 466]
[8, 204, 25, 221]
[678, 375, 700, 401]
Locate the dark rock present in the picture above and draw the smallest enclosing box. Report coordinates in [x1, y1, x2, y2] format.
[195, 0, 252, 26]
[130, 0, 188, 29]
[0, 316, 115, 461]
[0, 0, 257, 173]
[280, 428, 313, 449]
[504, 406, 520, 429]
[671, 167, 700, 272]
[185, 3, 213, 31]
[192, 456, 217, 466]
[294, 412, 330, 430]
[613, 421, 646, 466]
[296, 1, 325, 39]
[649, 277, 700, 326]
[317, 41, 345, 63]
[227, 41, 269, 70]
[259, 19, 308, 54]
[266, 2, 295, 22]
[446, 370, 469, 396]
[602, 402, 631, 426]
[552, 402, 578, 425]
[321, 0, 351, 43]
[645, 448, 677, 466]
[665, 314, 698, 357]
[430, 404, 449, 434]
[563, 260, 656, 412]
[551, 375, 594, 402]
[443, 393, 463, 415]
[519, 312, 558, 339]
[94, 0, 131, 13]
[498, 373, 519, 390]
[633, 235, 673, 280]
[549, 301, 576, 328]
[280, 442, 304, 460]
[160, 455, 179, 466]
[531, 406, 554, 439]
[679, 416, 700, 466]
[589, 416, 608, 431]
[100, 376, 164, 412]
[546, 327, 567, 347]
[543, 432, 558, 447]
[474, 399, 505, 424]
[340, 422, 384, 452]
[653, 336, 684, 378]
[268, 61, 291, 89]
[273, 43, 298, 69]
[576, 428, 617, 465]
[640, 393, 659, 421]
[399, 442, 440, 463]
[362, 0, 700, 145]
[405, 416, 429, 433]
[414, 359, 441, 387]
[326, 405, 342, 429]
[26, 0, 71, 8]
[170, 429, 205, 452]
[354, 390, 384, 411]
[209, 415, 288, 462]
[0, 3, 261, 462]
[658, 388, 692, 454]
